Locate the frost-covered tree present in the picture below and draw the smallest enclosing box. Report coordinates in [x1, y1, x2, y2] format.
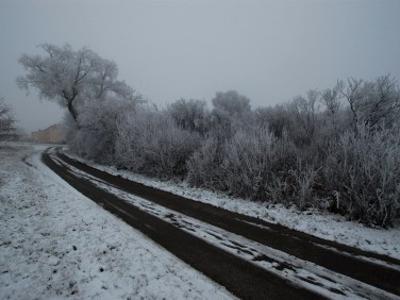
[341, 75, 400, 132]
[211, 90, 253, 139]
[17, 44, 138, 122]
[288, 90, 321, 146]
[254, 105, 291, 138]
[69, 97, 136, 163]
[168, 98, 210, 135]
[361, 75, 400, 128]
[0, 97, 16, 141]
[321, 82, 343, 137]
[212, 90, 251, 116]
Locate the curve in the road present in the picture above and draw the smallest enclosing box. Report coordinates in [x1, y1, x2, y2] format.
[42, 148, 324, 300]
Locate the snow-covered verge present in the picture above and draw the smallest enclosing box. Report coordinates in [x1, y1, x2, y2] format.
[64, 150, 400, 261]
[0, 143, 233, 300]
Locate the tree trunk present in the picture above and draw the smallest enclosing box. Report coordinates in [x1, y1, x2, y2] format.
[68, 101, 78, 121]
[62, 89, 78, 122]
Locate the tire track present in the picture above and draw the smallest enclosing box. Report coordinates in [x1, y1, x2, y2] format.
[54, 149, 400, 297]
[42, 148, 323, 300]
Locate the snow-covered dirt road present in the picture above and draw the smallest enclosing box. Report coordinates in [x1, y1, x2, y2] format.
[41, 146, 400, 299]
[0, 144, 233, 300]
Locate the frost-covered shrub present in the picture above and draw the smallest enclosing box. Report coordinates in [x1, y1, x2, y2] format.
[220, 129, 320, 209]
[188, 127, 300, 203]
[186, 135, 225, 190]
[286, 160, 321, 209]
[115, 108, 200, 179]
[220, 128, 276, 199]
[255, 105, 291, 138]
[69, 98, 135, 163]
[322, 125, 400, 226]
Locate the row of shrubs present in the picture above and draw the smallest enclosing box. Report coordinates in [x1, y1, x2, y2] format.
[68, 76, 400, 227]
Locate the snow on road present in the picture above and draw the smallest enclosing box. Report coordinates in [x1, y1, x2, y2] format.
[56, 153, 399, 300]
[64, 150, 400, 260]
[0, 143, 234, 300]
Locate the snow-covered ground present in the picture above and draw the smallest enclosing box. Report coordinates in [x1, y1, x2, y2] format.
[55, 153, 398, 299]
[0, 143, 233, 300]
[64, 150, 400, 260]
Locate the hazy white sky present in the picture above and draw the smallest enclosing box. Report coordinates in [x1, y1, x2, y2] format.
[1, 0, 400, 132]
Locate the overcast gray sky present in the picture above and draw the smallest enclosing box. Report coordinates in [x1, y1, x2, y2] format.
[1, 0, 399, 133]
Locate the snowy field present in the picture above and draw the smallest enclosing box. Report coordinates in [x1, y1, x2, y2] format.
[0, 143, 233, 300]
[64, 150, 400, 260]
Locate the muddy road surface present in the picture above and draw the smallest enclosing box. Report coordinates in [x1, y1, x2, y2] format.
[42, 148, 400, 300]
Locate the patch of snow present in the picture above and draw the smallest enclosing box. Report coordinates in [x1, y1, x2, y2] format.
[0, 143, 234, 299]
[63, 149, 400, 260]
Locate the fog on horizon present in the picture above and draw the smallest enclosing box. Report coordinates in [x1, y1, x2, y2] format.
[1, 0, 399, 133]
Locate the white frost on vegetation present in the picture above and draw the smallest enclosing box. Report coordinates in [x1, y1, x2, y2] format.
[64, 149, 400, 261]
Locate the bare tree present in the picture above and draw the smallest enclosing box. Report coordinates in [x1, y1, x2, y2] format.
[167, 98, 210, 135]
[212, 90, 251, 116]
[341, 75, 400, 133]
[17, 44, 139, 122]
[211, 90, 253, 139]
[115, 107, 200, 178]
[321, 81, 343, 136]
[341, 78, 364, 133]
[255, 105, 291, 138]
[289, 90, 321, 146]
[69, 97, 136, 163]
[363, 75, 400, 128]
[0, 97, 16, 141]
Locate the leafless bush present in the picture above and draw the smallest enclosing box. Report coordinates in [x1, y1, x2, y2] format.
[287, 160, 321, 210]
[187, 135, 225, 190]
[115, 108, 200, 179]
[69, 98, 135, 163]
[322, 125, 400, 226]
[188, 128, 299, 203]
[220, 128, 275, 199]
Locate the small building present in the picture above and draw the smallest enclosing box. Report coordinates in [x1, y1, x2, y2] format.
[31, 124, 66, 144]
